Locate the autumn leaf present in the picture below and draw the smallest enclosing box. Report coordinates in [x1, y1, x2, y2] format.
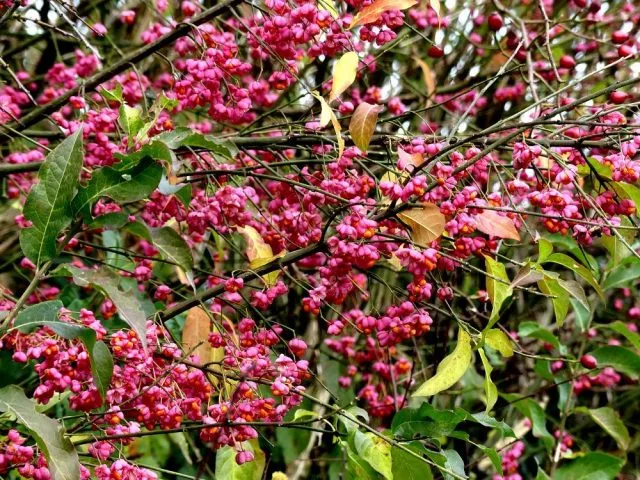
[237, 226, 286, 287]
[182, 306, 212, 364]
[350, 0, 418, 28]
[349, 102, 381, 151]
[398, 203, 446, 246]
[329, 52, 359, 102]
[314, 92, 345, 158]
[429, 0, 440, 17]
[397, 146, 424, 171]
[413, 329, 472, 397]
[475, 210, 521, 241]
[414, 57, 436, 104]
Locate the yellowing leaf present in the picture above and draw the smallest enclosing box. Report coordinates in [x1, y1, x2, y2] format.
[398, 203, 446, 247]
[314, 92, 344, 158]
[350, 0, 418, 28]
[429, 0, 440, 17]
[329, 52, 359, 103]
[475, 210, 520, 241]
[485, 255, 513, 329]
[414, 57, 436, 103]
[182, 306, 213, 364]
[414, 328, 472, 397]
[479, 348, 498, 413]
[238, 226, 286, 287]
[349, 102, 381, 152]
[484, 329, 514, 357]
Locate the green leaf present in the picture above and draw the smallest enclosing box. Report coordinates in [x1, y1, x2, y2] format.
[99, 83, 123, 103]
[479, 349, 497, 413]
[73, 156, 162, 219]
[215, 439, 265, 480]
[441, 449, 467, 480]
[601, 217, 636, 266]
[353, 431, 393, 479]
[510, 398, 553, 450]
[602, 260, 640, 291]
[467, 412, 514, 438]
[57, 266, 149, 350]
[485, 256, 512, 328]
[518, 321, 560, 349]
[592, 346, 640, 379]
[599, 321, 640, 350]
[414, 329, 472, 397]
[391, 404, 466, 439]
[157, 127, 237, 158]
[571, 298, 592, 333]
[343, 440, 378, 479]
[0, 385, 80, 480]
[484, 329, 513, 357]
[538, 277, 570, 326]
[20, 129, 84, 265]
[13, 300, 113, 400]
[150, 227, 194, 287]
[538, 238, 553, 263]
[391, 442, 433, 480]
[554, 452, 624, 480]
[119, 104, 144, 140]
[577, 407, 630, 450]
[543, 253, 603, 298]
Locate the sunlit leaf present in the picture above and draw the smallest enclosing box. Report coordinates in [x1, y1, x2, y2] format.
[238, 226, 285, 287]
[484, 329, 513, 357]
[414, 57, 436, 104]
[475, 210, 520, 241]
[329, 52, 359, 102]
[485, 256, 512, 328]
[414, 329, 472, 397]
[350, 0, 418, 28]
[398, 203, 446, 247]
[349, 102, 381, 152]
[479, 348, 498, 413]
[313, 92, 344, 158]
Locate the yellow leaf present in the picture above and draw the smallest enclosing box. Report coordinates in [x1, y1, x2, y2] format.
[349, 102, 381, 152]
[238, 226, 286, 287]
[413, 329, 472, 397]
[484, 329, 514, 357]
[314, 92, 345, 158]
[429, 0, 440, 17]
[475, 210, 521, 241]
[414, 57, 436, 106]
[329, 52, 359, 103]
[318, 0, 339, 18]
[350, 0, 418, 28]
[398, 203, 446, 247]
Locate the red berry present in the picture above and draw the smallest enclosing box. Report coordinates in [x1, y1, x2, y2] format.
[488, 12, 503, 31]
[618, 45, 633, 58]
[427, 45, 444, 58]
[588, 0, 600, 12]
[573, 0, 587, 7]
[609, 90, 628, 104]
[611, 30, 629, 44]
[580, 354, 598, 369]
[559, 55, 576, 69]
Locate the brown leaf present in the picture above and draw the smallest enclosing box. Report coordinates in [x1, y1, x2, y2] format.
[349, 102, 381, 152]
[397, 146, 424, 170]
[398, 203, 446, 246]
[475, 210, 521, 241]
[350, 0, 418, 28]
[182, 306, 212, 364]
[414, 57, 436, 106]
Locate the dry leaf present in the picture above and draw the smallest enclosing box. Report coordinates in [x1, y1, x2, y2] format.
[350, 0, 418, 28]
[314, 92, 345, 158]
[349, 102, 381, 152]
[475, 210, 521, 241]
[414, 57, 436, 106]
[429, 0, 440, 17]
[398, 203, 446, 246]
[329, 52, 359, 103]
[182, 306, 212, 364]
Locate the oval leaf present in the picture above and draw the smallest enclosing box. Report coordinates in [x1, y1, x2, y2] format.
[20, 129, 84, 265]
[475, 210, 520, 241]
[398, 203, 446, 246]
[349, 102, 380, 152]
[329, 52, 359, 102]
[484, 329, 514, 357]
[414, 329, 472, 397]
